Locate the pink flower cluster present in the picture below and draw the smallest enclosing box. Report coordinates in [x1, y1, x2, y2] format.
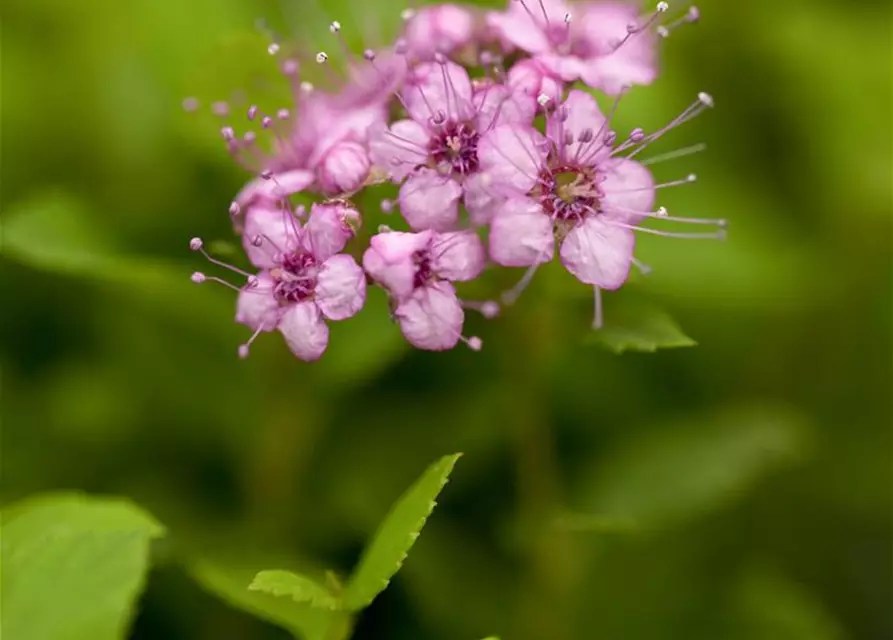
[188, 0, 724, 361]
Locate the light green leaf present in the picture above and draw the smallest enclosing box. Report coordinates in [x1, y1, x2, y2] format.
[249, 570, 340, 610]
[343, 453, 461, 611]
[188, 559, 349, 640]
[0, 493, 164, 640]
[586, 288, 696, 354]
[576, 406, 807, 530]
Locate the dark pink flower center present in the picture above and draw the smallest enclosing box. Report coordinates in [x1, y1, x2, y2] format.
[272, 251, 318, 303]
[534, 165, 602, 225]
[412, 250, 434, 289]
[429, 121, 480, 176]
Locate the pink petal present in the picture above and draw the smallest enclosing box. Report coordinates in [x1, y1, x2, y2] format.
[601, 159, 655, 224]
[463, 172, 502, 227]
[404, 5, 475, 61]
[235, 273, 281, 332]
[431, 230, 486, 282]
[559, 216, 634, 289]
[341, 51, 408, 110]
[242, 206, 302, 269]
[317, 140, 370, 196]
[507, 59, 563, 109]
[235, 170, 315, 208]
[395, 282, 464, 351]
[363, 230, 434, 298]
[404, 61, 475, 126]
[536, 53, 587, 82]
[488, 197, 555, 267]
[278, 301, 329, 361]
[399, 169, 462, 231]
[485, 5, 550, 55]
[473, 83, 536, 133]
[548, 90, 608, 165]
[369, 119, 430, 182]
[577, 2, 657, 94]
[315, 254, 367, 320]
[477, 124, 546, 196]
[302, 202, 357, 261]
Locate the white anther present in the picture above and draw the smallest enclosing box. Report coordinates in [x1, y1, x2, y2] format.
[698, 92, 714, 107]
[329, 21, 341, 32]
[268, 43, 280, 55]
[656, 1, 669, 12]
[315, 51, 328, 64]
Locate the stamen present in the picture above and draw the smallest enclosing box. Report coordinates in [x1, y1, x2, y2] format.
[631, 257, 653, 275]
[641, 142, 707, 166]
[238, 321, 267, 359]
[608, 219, 727, 240]
[461, 299, 500, 319]
[190, 237, 256, 277]
[182, 97, 199, 112]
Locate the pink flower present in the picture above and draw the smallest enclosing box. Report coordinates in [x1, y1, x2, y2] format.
[363, 229, 485, 350]
[233, 201, 366, 360]
[487, 0, 666, 95]
[369, 59, 535, 231]
[402, 5, 476, 62]
[479, 88, 723, 323]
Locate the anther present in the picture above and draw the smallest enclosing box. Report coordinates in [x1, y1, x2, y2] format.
[229, 202, 241, 216]
[238, 344, 250, 359]
[656, 1, 669, 12]
[381, 199, 394, 213]
[466, 336, 483, 351]
[315, 51, 328, 64]
[698, 92, 714, 107]
[300, 81, 314, 94]
[182, 97, 199, 112]
[363, 49, 375, 61]
[189, 237, 203, 251]
[191, 272, 206, 283]
[537, 93, 552, 107]
[277, 108, 290, 120]
[247, 105, 258, 120]
[261, 169, 273, 180]
[262, 116, 273, 128]
[282, 59, 299, 75]
[221, 127, 235, 141]
[268, 43, 280, 55]
[578, 128, 594, 143]
[401, 8, 416, 20]
[629, 127, 645, 142]
[329, 21, 341, 32]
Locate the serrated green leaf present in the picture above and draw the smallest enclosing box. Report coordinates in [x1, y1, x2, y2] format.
[586, 288, 696, 353]
[0, 493, 164, 640]
[188, 559, 349, 640]
[342, 453, 461, 611]
[575, 407, 807, 530]
[249, 570, 340, 611]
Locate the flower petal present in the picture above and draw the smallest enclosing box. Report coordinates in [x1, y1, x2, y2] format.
[431, 230, 486, 282]
[477, 124, 546, 196]
[507, 59, 563, 109]
[404, 5, 475, 61]
[559, 216, 634, 289]
[315, 254, 367, 320]
[399, 169, 462, 231]
[278, 301, 329, 361]
[473, 83, 536, 133]
[302, 202, 358, 261]
[485, 5, 550, 55]
[235, 273, 280, 331]
[601, 159, 655, 224]
[369, 119, 430, 182]
[488, 197, 554, 267]
[317, 140, 370, 196]
[363, 230, 434, 299]
[395, 282, 464, 351]
[235, 170, 315, 208]
[404, 61, 475, 126]
[242, 205, 302, 269]
[463, 172, 503, 227]
[548, 90, 608, 165]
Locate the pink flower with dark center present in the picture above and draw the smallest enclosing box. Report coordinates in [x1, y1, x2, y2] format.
[191, 202, 365, 361]
[205, 30, 409, 212]
[363, 229, 486, 350]
[487, 1, 698, 95]
[480, 89, 723, 326]
[369, 58, 535, 231]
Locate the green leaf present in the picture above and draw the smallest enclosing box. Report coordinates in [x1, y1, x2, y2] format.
[188, 559, 349, 640]
[575, 407, 807, 530]
[343, 453, 461, 611]
[0, 493, 164, 640]
[249, 570, 340, 610]
[586, 288, 696, 354]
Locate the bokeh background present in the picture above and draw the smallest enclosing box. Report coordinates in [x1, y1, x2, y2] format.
[2, 0, 891, 638]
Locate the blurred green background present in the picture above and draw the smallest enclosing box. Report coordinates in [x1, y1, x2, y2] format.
[2, 0, 891, 638]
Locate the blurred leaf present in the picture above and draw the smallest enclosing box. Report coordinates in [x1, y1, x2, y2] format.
[0, 493, 164, 640]
[586, 288, 697, 353]
[188, 559, 349, 640]
[576, 407, 807, 530]
[343, 453, 462, 611]
[249, 570, 340, 610]
[731, 567, 845, 640]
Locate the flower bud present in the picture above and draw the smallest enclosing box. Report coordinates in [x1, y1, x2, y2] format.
[318, 140, 371, 196]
